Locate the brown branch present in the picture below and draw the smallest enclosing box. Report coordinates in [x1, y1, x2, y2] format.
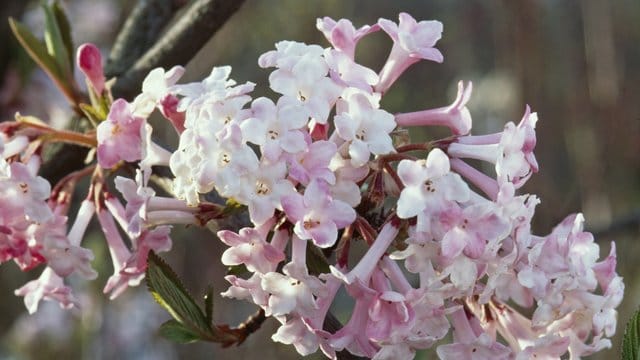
[105, 0, 188, 79]
[111, 0, 246, 100]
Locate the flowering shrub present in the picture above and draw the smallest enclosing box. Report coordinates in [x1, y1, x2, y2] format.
[3, 7, 623, 360]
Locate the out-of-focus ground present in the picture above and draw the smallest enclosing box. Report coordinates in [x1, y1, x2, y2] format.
[0, 0, 638, 359]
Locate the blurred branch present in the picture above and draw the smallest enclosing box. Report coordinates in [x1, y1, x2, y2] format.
[111, 0, 246, 100]
[105, 0, 187, 79]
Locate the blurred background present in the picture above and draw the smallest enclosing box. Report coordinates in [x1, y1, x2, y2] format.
[0, 0, 639, 358]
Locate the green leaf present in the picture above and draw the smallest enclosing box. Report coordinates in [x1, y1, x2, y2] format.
[159, 320, 201, 344]
[204, 286, 214, 326]
[42, 2, 72, 78]
[146, 252, 238, 345]
[52, 1, 74, 70]
[146, 252, 211, 334]
[8, 18, 77, 104]
[622, 307, 640, 360]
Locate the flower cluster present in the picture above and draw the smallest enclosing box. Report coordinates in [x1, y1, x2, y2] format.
[0, 11, 622, 360]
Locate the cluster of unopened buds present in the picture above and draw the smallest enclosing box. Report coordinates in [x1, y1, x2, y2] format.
[0, 12, 623, 359]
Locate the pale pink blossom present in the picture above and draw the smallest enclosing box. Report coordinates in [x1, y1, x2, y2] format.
[221, 273, 269, 309]
[272, 316, 320, 356]
[287, 139, 336, 186]
[263, 42, 342, 124]
[15, 267, 78, 314]
[134, 66, 185, 116]
[217, 226, 285, 274]
[395, 81, 472, 135]
[282, 179, 356, 248]
[96, 208, 144, 300]
[241, 97, 308, 161]
[334, 89, 396, 167]
[97, 99, 144, 169]
[448, 106, 539, 188]
[235, 158, 293, 225]
[261, 262, 323, 317]
[396, 149, 469, 234]
[376, 13, 444, 93]
[324, 49, 378, 91]
[316, 17, 379, 59]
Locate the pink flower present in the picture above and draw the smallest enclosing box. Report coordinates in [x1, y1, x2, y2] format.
[395, 81, 473, 135]
[376, 13, 444, 93]
[14, 267, 78, 314]
[77, 43, 105, 94]
[7, 162, 52, 222]
[38, 209, 97, 280]
[396, 149, 469, 234]
[390, 229, 440, 273]
[448, 106, 539, 188]
[287, 139, 337, 186]
[316, 17, 380, 59]
[97, 99, 144, 169]
[436, 307, 511, 359]
[221, 273, 269, 308]
[133, 66, 186, 131]
[263, 42, 342, 124]
[329, 155, 370, 207]
[440, 201, 509, 260]
[124, 226, 173, 276]
[334, 89, 396, 167]
[96, 208, 143, 300]
[282, 179, 356, 248]
[329, 280, 379, 358]
[365, 268, 415, 342]
[241, 97, 308, 161]
[261, 262, 324, 317]
[217, 226, 285, 274]
[272, 316, 320, 356]
[235, 158, 293, 225]
[331, 222, 399, 285]
[324, 49, 379, 92]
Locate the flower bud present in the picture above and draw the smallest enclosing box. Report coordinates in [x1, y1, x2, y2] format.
[77, 43, 105, 94]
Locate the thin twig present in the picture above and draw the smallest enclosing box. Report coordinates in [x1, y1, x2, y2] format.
[111, 0, 246, 100]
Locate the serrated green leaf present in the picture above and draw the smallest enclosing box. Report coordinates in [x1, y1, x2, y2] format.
[204, 286, 213, 326]
[146, 252, 238, 345]
[52, 1, 74, 70]
[622, 307, 640, 360]
[146, 253, 211, 333]
[42, 2, 72, 78]
[159, 320, 201, 344]
[8, 18, 77, 104]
